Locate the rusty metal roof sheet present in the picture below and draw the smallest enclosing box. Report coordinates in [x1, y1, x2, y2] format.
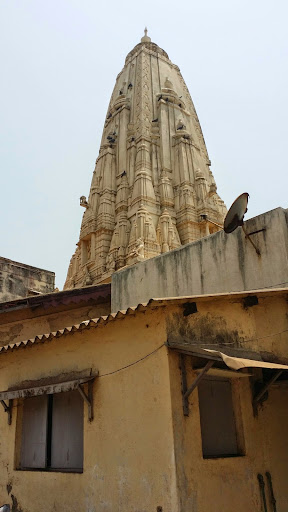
[0, 283, 111, 315]
[0, 288, 287, 355]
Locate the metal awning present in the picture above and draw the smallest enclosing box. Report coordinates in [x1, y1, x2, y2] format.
[167, 343, 288, 371]
[0, 373, 98, 424]
[166, 342, 288, 415]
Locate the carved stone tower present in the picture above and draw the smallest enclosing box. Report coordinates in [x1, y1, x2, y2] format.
[64, 30, 226, 289]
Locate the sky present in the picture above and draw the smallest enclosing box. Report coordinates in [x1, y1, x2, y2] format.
[1, 0, 287, 289]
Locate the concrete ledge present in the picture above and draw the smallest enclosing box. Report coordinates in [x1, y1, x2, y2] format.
[112, 207, 288, 311]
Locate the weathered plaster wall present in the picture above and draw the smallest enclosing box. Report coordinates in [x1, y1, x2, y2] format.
[0, 309, 178, 512]
[166, 292, 288, 362]
[112, 207, 288, 311]
[166, 295, 288, 512]
[168, 352, 288, 512]
[0, 258, 55, 302]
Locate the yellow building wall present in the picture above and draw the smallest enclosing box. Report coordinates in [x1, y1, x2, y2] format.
[168, 352, 288, 512]
[0, 294, 287, 512]
[166, 296, 288, 512]
[166, 294, 288, 360]
[0, 310, 178, 512]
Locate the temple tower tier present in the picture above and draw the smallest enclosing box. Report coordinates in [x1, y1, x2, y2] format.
[64, 30, 226, 289]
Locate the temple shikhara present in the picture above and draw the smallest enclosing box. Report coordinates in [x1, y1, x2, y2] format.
[64, 30, 226, 289]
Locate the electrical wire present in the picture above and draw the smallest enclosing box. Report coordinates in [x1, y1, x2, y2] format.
[99, 343, 165, 378]
[99, 324, 288, 375]
[244, 328, 288, 342]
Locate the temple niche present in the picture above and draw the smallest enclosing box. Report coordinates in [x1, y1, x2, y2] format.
[64, 30, 226, 289]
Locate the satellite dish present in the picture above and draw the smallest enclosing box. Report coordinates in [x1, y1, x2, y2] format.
[224, 192, 261, 255]
[224, 193, 249, 234]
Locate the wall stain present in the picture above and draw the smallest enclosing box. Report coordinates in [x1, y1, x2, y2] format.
[236, 229, 246, 288]
[11, 494, 23, 512]
[0, 324, 24, 344]
[196, 244, 204, 293]
[167, 311, 244, 348]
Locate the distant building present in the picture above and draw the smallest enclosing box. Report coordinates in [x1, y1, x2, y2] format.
[0, 284, 111, 345]
[0, 257, 55, 302]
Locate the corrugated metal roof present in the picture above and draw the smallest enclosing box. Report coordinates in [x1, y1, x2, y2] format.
[0, 288, 287, 355]
[0, 303, 148, 354]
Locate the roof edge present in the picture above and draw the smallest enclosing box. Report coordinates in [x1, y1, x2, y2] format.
[0, 287, 287, 356]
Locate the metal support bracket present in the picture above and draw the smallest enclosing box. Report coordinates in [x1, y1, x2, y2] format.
[242, 225, 261, 255]
[0, 399, 13, 425]
[179, 354, 189, 416]
[77, 380, 94, 422]
[179, 354, 214, 416]
[253, 370, 283, 405]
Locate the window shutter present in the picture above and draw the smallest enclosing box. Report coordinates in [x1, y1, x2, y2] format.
[50, 390, 83, 470]
[198, 378, 238, 458]
[21, 395, 48, 468]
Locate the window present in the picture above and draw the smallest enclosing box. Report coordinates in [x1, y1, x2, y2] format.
[20, 390, 83, 472]
[198, 377, 239, 458]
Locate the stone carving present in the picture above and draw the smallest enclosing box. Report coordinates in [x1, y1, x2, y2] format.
[106, 252, 116, 272]
[80, 196, 88, 208]
[135, 49, 151, 138]
[64, 32, 226, 289]
[164, 77, 173, 89]
[127, 238, 145, 264]
[86, 241, 91, 261]
[177, 119, 186, 131]
[83, 266, 93, 286]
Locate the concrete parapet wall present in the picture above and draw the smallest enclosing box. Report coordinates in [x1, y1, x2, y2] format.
[112, 207, 288, 311]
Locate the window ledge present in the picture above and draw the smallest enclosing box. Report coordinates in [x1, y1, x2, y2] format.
[16, 467, 83, 474]
[202, 454, 245, 461]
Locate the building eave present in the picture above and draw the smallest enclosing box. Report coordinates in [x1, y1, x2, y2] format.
[0, 283, 111, 316]
[0, 287, 287, 356]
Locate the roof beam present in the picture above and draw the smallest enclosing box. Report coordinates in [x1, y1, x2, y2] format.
[184, 360, 214, 399]
[179, 354, 214, 416]
[77, 380, 94, 422]
[1, 399, 12, 424]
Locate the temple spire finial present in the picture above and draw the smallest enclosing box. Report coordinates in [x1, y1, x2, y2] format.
[141, 27, 151, 43]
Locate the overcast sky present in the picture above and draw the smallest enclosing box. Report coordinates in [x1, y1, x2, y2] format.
[1, 0, 287, 288]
